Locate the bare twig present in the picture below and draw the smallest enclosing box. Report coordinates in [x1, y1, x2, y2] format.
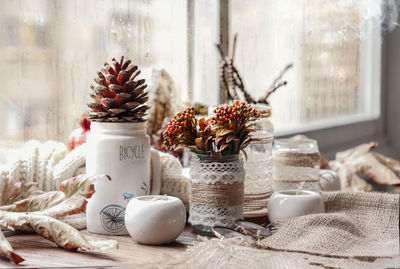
[216, 38, 255, 103]
[258, 81, 287, 104]
[216, 35, 292, 105]
[231, 33, 238, 63]
[226, 59, 239, 100]
[219, 61, 233, 100]
[232, 66, 254, 104]
[268, 63, 293, 92]
[216, 44, 224, 59]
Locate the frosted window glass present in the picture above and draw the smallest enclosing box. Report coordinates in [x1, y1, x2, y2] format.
[0, 0, 187, 143]
[230, 0, 381, 133]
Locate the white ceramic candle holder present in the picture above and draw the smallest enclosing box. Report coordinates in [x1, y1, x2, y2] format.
[125, 195, 186, 245]
[268, 190, 325, 223]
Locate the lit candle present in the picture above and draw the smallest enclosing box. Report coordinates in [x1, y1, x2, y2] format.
[267, 190, 325, 223]
[125, 195, 186, 245]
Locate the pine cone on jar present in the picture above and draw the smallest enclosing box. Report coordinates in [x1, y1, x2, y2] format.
[87, 56, 149, 122]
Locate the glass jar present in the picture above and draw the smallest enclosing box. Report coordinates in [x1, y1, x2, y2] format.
[188, 154, 245, 236]
[272, 138, 321, 191]
[243, 105, 274, 212]
[208, 104, 274, 213]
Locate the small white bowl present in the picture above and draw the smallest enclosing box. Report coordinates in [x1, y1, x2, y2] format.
[125, 195, 186, 245]
[268, 190, 325, 223]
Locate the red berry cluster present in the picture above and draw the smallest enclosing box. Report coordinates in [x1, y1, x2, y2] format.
[212, 100, 259, 126]
[162, 107, 196, 149]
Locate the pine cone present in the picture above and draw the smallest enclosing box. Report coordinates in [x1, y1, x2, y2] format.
[87, 56, 149, 122]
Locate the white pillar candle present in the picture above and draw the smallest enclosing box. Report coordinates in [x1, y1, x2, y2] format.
[125, 195, 186, 245]
[268, 190, 325, 223]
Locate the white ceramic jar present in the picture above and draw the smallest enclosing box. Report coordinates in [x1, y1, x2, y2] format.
[268, 190, 325, 223]
[86, 122, 151, 235]
[125, 195, 186, 245]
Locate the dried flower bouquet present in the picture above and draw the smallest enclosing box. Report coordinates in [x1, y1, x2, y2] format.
[162, 100, 260, 157]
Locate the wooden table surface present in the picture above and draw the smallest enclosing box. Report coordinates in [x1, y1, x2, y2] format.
[1, 215, 268, 268]
[0, 227, 197, 268]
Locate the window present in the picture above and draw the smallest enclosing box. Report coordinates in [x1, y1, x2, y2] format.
[228, 0, 381, 135]
[0, 0, 384, 150]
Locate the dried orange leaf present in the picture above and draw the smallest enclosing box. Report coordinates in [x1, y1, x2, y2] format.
[0, 174, 104, 218]
[0, 191, 65, 213]
[373, 152, 400, 179]
[5, 182, 45, 205]
[359, 154, 400, 185]
[38, 174, 101, 218]
[0, 213, 117, 252]
[328, 142, 400, 191]
[216, 128, 233, 137]
[0, 174, 116, 264]
[0, 229, 24, 264]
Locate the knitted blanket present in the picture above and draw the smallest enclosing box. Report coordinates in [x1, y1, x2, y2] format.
[0, 141, 85, 204]
[0, 141, 189, 211]
[167, 191, 400, 269]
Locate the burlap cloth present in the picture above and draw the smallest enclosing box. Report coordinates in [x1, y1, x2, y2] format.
[163, 191, 400, 269]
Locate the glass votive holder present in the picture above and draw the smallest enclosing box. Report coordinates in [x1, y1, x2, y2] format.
[272, 138, 321, 191]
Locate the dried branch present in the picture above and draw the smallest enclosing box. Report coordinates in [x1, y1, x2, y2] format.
[216, 41, 255, 103]
[216, 43, 224, 59]
[219, 61, 233, 100]
[216, 35, 292, 106]
[257, 81, 287, 105]
[268, 63, 293, 92]
[216, 44, 238, 100]
[259, 63, 293, 104]
[232, 66, 253, 104]
[226, 59, 240, 100]
[231, 33, 238, 63]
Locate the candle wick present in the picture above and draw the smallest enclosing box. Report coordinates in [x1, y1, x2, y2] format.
[296, 181, 305, 195]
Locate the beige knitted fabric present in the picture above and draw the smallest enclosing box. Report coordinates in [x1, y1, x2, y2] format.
[166, 191, 400, 269]
[0, 141, 86, 204]
[159, 152, 190, 210]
